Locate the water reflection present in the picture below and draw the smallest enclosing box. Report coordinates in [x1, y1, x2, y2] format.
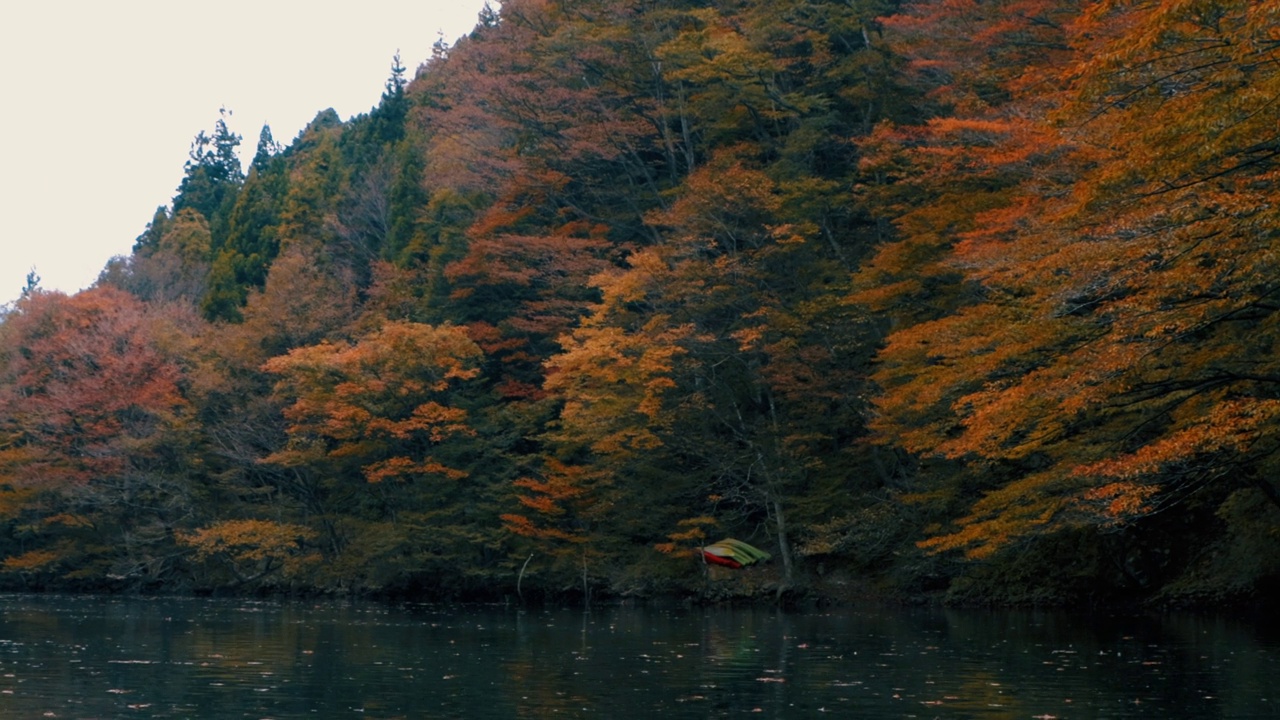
[0, 594, 1274, 718]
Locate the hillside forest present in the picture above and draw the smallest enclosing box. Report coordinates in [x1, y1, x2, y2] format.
[2, 0, 1279, 607]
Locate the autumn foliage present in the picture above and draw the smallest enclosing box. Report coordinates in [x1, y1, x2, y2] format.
[858, 0, 1280, 598]
[0, 0, 1277, 605]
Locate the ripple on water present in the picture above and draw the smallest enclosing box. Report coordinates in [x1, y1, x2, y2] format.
[0, 597, 1273, 718]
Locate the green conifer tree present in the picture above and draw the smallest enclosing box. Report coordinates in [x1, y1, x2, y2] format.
[173, 108, 244, 253]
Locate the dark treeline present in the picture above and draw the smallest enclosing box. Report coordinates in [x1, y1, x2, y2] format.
[2, 0, 1277, 607]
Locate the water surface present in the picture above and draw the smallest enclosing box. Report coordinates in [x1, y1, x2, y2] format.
[0, 594, 1274, 718]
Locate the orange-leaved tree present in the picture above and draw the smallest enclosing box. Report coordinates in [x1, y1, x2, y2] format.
[178, 518, 319, 589]
[262, 320, 488, 592]
[862, 0, 1280, 586]
[0, 287, 199, 587]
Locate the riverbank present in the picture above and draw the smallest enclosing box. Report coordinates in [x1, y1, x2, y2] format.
[2, 546, 1274, 612]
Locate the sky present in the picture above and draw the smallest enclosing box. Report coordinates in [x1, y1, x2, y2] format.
[0, 0, 491, 306]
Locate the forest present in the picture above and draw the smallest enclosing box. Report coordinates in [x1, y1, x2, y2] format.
[1, 0, 1278, 608]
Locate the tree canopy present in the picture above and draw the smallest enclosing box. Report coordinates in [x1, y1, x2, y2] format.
[2, 0, 1277, 607]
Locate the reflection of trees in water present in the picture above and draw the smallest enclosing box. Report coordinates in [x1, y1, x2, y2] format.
[0, 599, 1272, 718]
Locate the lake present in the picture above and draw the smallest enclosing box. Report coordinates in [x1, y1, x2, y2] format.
[0, 593, 1274, 718]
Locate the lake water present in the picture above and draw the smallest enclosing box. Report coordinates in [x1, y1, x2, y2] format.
[0, 594, 1275, 718]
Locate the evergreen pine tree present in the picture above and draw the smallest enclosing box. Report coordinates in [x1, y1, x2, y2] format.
[251, 124, 282, 171]
[173, 108, 244, 253]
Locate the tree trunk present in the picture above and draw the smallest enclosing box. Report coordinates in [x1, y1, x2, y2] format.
[772, 496, 794, 587]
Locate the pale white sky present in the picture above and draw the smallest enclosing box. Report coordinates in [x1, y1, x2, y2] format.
[0, 0, 490, 306]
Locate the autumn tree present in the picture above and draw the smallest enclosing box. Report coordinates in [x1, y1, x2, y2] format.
[262, 321, 494, 593]
[179, 518, 319, 591]
[28, 0, 1277, 604]
[0, 288, 201, 588]
[418, 0, 900, 592]
[414, 0, 710, 400]
[178, 234, 365, 590]
[860, 0, 1280, 600]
